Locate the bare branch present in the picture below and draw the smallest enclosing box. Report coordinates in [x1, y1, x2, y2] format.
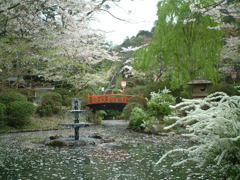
[86, 0, 108, 17]
[101, 9, 132, 22]
[0, 3, 21, 14]
[202, 0, 226, 9]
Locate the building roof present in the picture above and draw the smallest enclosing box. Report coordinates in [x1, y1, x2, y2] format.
[187, 76, 212, 85]
[7, 77, 24, 82]
[34, 86, 55, 90]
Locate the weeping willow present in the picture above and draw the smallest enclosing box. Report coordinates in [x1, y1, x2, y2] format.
[134, 0, 224, 89]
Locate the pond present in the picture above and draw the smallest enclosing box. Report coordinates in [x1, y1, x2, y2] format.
[0, 120, 224, 180]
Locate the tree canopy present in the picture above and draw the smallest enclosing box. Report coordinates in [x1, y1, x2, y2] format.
[133, 0, 239, 89]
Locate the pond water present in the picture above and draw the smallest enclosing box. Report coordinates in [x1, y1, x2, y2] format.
[0, 120, 224, 180]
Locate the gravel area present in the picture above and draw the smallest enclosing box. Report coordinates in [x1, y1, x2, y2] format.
[101, 120, 129, 127]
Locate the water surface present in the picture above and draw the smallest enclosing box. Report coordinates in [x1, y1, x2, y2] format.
[0, 120, 223, 179]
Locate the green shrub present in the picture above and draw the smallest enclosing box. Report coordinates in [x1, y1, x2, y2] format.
[124, 86, 148, 97]
[0, 92, 27, 105]
[163, 116, 177, 126]
[0, 103, 6, 119]
[127, 88, 177, 131]
[37, 105, 52, 117]
[150, 103, 171, 116]
[37, 92, 62, 116]
[179, 90, 191, 99]
[103, 110, 122, 120]
[96, 110, 107, 121]
[112, 88, 120, 94]
[143, 82, 170, 97]
[122, 102, 145, 120]
[170, 86, 192, 103]
[41, 92, 62, 102]
[147, 90, 175, 118]
[128, 95, 146, 105]
[141, 117, 162, 134]
[124, 81, 172, 99]
[129, 107, 148, 130]
[208, 84, 239, 96]
[7, 101, 35, 127]
[53, 88, 73, 106]
[18, 89, 37, 102]
[0, 103, 7, 130]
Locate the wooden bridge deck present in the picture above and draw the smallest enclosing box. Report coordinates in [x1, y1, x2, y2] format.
[86, 94, 144, 111]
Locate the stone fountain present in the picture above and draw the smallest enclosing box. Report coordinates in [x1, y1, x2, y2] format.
[43, 98, 116, 147]
[60, 98, 92, 140]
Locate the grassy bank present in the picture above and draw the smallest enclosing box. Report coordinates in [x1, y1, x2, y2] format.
[0, 115, 72, 133]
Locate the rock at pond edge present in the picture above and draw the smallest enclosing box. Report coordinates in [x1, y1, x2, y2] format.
[45, 140, 69, 147]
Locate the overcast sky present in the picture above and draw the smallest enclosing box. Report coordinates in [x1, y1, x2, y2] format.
[91, 0, 159, 45]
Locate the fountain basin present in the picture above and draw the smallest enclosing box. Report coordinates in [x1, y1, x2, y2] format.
[59, 122, 93, 128]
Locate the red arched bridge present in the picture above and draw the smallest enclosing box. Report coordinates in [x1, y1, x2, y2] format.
[86, 94, 144, 111]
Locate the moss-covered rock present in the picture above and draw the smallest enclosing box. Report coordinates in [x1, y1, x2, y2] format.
[45, 140, 69, 147]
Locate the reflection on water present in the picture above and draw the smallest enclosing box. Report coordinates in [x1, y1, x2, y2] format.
[0, 122, 224, 180]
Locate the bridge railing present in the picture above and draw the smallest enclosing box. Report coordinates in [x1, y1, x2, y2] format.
[87, 94, 144, 104]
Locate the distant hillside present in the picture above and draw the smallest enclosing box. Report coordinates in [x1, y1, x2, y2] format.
[114, 29, 153, 60]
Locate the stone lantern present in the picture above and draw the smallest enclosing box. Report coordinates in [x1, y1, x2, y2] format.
[187, 76, 212, 98]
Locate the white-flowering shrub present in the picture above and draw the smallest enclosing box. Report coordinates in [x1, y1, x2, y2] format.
[235, 86, 240, 94]
[156, 92, 240, 177]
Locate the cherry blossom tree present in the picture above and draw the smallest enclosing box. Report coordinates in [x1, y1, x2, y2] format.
[0, 38, 39, 87]
[0, 0, 121, 89]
